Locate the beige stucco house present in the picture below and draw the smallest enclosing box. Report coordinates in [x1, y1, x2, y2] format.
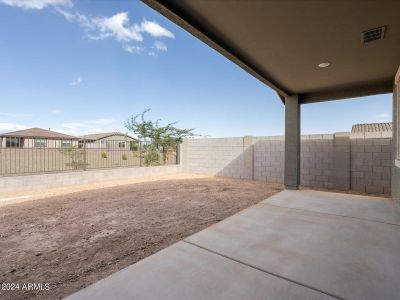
[80, 132, 139, 150]
[0, 127, 79, 148]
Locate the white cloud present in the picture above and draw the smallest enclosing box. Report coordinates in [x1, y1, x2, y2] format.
[55, 127, 103, 136]
[92, 12, 143, 42]
[376, 113, 390, 119]
[123, 44, 142, 54]
[89, 118, 115, 125]
[0, 112, 31, 119]
[56, 8, 95, 31]
[153, 41, 167, 52]
[140, 20, 174, 38]
[70, 76, 83, 86]
[148, 51, 156, 56]
[2, 2, 175, 55]
[0, 123, 28, 133]
[0, 0, 71, 10]
[57, 9, 174, 54]
[58, 10, 145, 43]
[60, 118, 115, 135]
[50, 109, 62, 115]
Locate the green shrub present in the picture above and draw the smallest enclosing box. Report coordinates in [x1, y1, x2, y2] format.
[122, 154, 127, 161]
[101, 152, 108, 159]
[144, 147, 160, 166]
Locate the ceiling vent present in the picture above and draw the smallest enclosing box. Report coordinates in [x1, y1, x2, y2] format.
[362, 26, 386, 43]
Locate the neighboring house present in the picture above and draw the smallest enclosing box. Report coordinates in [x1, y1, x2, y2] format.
[0, 128, 79, 148]
[351, 122, 392, 134]
[80, 132, 139, 150]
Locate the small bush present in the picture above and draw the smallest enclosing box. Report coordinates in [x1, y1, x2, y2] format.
[144, 147, 160, 166]
[101, 152, 108, 159]
[122, 154, 127, 161]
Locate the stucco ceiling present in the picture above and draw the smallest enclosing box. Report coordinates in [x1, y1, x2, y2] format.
[143, 0, 400, 103]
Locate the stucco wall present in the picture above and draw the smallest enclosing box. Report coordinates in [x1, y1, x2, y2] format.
[393, 68, 400, 203]
[0, 165, 180, 195]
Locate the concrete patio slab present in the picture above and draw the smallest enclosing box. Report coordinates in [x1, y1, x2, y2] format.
[66, 241, 334, 300]
[264, 189, 400, 225]
[66, 190, 400, 300]
[187, 199, 400, 299]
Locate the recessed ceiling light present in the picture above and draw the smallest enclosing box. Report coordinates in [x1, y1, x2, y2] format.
[318, 62, 331, 68]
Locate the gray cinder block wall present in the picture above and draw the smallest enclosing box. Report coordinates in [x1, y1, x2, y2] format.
[351, 131, 392, 194]
[301, 133, 350, 190]
[180, 137, 246, 178]
[253, 136, 284, 183]
[181, 133, 392, 194]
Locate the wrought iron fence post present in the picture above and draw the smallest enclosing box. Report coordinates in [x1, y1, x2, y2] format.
[139, 141, 142, 167]
[83, 140, 87, 171]
[176, 144, 180, 165]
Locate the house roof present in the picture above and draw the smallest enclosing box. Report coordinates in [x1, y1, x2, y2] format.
[80, 132, 137, 141]
[0, 127, 79, 140]
[351, 122, 392, 133]
[143, 0, 400, 103]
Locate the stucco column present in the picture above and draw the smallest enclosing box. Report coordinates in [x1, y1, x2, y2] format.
[392, 67, 400, 202]
[284, 94, 300, 189]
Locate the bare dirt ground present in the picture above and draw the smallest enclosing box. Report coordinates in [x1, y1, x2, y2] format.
[0, 177, 282, 300]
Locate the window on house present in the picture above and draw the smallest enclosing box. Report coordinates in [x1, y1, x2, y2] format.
[61, 140, 72, 148]
[34, 138, 46, 147]
[6, 137, 23, 148]
[130, 141, 139, 151]
[118, 141, 126, 149]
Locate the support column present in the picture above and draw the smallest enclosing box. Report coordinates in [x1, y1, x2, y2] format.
[284, 94, 300, 189]
[392, 67, 400, 202]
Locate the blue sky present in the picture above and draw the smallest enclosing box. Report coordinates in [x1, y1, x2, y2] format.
[0, 0, 393, 138]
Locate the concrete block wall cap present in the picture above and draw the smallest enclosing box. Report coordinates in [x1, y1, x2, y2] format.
[334, 132, 350, 137]
[302, 134, 323, 140]
[199, 136, 244, 141]
[254, 136, 285, 141]
[322, 134, 335, 140]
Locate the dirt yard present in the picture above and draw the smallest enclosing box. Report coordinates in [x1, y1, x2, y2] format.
[0, 177, 282, 300]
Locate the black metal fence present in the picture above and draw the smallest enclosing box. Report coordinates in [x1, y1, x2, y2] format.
[0, 137, 178, 176]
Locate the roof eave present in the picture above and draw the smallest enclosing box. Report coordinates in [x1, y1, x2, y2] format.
[0, 135, 79, 140]
[299, 80, 393, 104]
[142, 0, 395, 105]
[142, 0, 290, 103]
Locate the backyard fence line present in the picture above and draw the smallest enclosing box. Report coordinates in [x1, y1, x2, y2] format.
[0, 137, 178, 176]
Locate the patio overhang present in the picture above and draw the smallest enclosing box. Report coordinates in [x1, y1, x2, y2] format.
[143, 0, 400, 104]
[142, 0, 400, 191]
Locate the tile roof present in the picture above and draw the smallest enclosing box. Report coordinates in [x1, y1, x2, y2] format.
[0, 128, 79, 140]
[80, 132, 137, 141]
[351, 122, 392, 133]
